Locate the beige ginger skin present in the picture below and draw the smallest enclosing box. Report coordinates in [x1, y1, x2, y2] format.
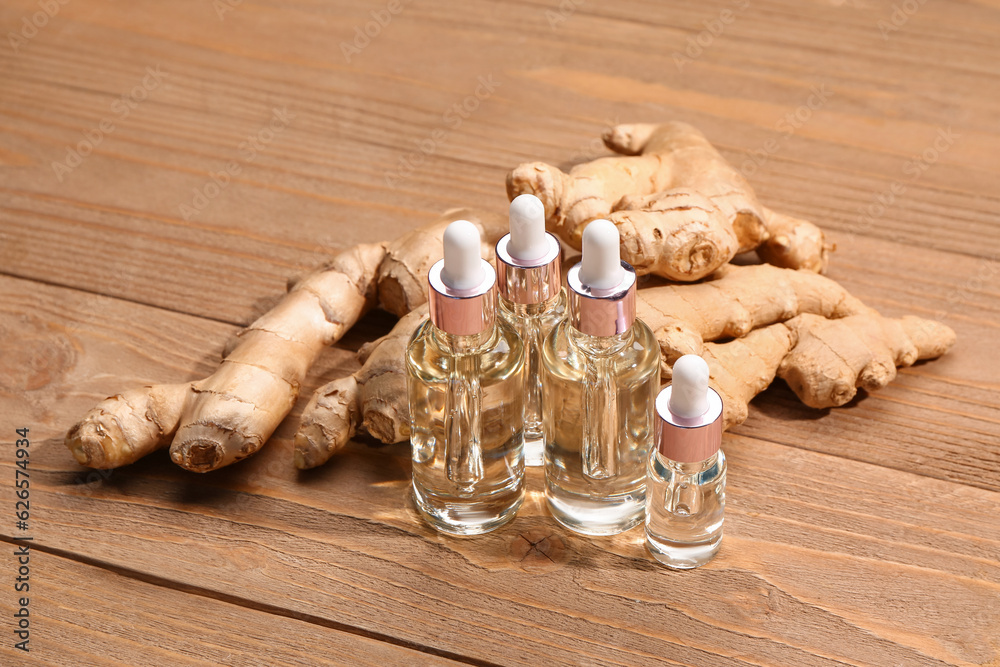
[66, 122, 953, 472]
[66, 209, 505, 472]
[67, 236, 954, 472]
[66, 242, 387, 472]
[507, 122, 831, 281]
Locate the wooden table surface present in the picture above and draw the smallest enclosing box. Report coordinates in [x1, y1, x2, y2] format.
[2, 0, 998, 664]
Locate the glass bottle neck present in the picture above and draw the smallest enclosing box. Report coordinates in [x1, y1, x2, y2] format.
[498, 290, 563, 318]
[432, 323, 494, 355]
[655, 450, 720, 474]
[569, 324, 632, 355]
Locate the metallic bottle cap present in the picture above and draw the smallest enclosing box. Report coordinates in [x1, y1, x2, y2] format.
[566, 260, 637, 337]
[654, 385, 724, 463]
[427, 258, 497, 336]
[495, 232, 562, 305]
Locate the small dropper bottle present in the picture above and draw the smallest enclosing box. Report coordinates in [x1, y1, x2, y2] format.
[405, 220, 525, 535]
[540, 219, 660, 535]
[645, 355, 727, 568]
[496, 194, 565, 466]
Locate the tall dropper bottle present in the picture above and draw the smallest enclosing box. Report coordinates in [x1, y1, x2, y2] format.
[496, 194, 565, 466]
[577, 220, 629, 481]
[540, 219, 660, 536]
[406, 220, 526, 535]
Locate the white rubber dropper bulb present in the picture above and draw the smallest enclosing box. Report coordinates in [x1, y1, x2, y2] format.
[508, 194, 548, 261]
[579, 219, 624, 290]
[669, 355, 711, 419]
[441, 220, 485, 290]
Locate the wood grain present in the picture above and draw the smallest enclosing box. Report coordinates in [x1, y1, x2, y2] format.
[0, 548, 464, 666]
[1, 275, 997, 664]
[2, 0, 998, 321]
[4, 435, 998, 665]
[1, 0, 998, 663]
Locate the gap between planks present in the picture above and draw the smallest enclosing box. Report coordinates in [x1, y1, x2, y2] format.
[0, 533, 499, 667]
[0, 268, 247, 328]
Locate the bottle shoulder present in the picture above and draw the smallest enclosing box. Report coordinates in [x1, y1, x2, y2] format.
[406, 318, 435, 355]
[406, 319, 523, 382]
[542, 318, 661, 378]
[493, 317, 525, 356]
[631, 317, 658, 349]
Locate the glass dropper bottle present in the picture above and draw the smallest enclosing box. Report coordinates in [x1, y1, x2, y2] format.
[405, 220, 526, 535]
[496, 194, 565, 466]
[540, 219, 660, 535]
[645, 354, 727, 568]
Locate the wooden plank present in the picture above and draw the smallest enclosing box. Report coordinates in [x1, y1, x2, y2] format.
[1, 0, 998, 323]
[4, 434, 998, 666]
[0, 548, 464, 666]
[0, 275, 996, 665]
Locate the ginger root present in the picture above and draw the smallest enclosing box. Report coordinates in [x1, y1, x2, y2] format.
[66, 209, 504, 472]
[702, 309, 955, 428]
[635, 263, 869, 371]
[779, 313, 956, 409]
[65, 383, 190, 469]
[507, 122, 830, 280]
[634, 263, 954, 426]
[65, 122, 951, 474]
[67, 242, 387, 472]
[758, 207, 833, 273]
[295, 306, 426, 469]
[702, 324, 795, 429]
[606, 190, 741, 281]
[377, 210, 506, 317]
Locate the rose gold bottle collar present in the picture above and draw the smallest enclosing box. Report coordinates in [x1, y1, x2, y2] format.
[495, 233, 562, 305]
[427, 259, 497, 336]
[566, 261, 637, 337]
[655, 386, 723, 463]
